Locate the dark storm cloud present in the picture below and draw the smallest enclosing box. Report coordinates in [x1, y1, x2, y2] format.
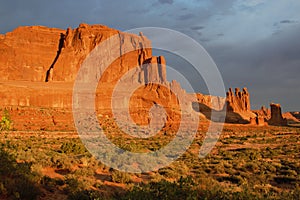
[207, 25, 300, 111]
[0, 0, 299, 111]
[209, 0, 236, 14]
[190, 26, 205, 31]
[177, 13, 196, 21]
[158, 0, 173, 5]
[280, 20, 298, 24]
[0, 0, 99, 33]
[0, 0, 168, 33]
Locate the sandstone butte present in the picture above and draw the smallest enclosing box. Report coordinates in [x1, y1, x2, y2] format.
[0, 23, 292, 130]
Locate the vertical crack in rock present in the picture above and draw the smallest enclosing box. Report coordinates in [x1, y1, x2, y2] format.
[45, 33, 65, 82]
[118, 31, 124, 71]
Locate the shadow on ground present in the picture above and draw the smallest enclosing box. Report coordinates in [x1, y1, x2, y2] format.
[0, 146, 40, 199]
[192, 102, 249, 124]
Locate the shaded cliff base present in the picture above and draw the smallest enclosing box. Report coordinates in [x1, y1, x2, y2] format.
[2, 105, 299, 133]
[1, 81, 299, 131]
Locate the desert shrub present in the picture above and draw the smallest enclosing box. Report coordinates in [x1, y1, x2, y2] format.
[274, 176, 297, 185]
[60, 140, 87, 155]
[0, 147, 40, 199]
[122, 177, 198, 200]
[40, 176, 56, 192]
[51, 155, 73, 170]
[64, 176, 85, 194]
[0, 182, 7, 196]
[0, 109, 12, 131]
[74, 167, 95, 177]
[243, 162, 259, 172]
[210, 163, 226, 174]
[217, 175, 244, 185]
[279, 169, 298, 176]
[67, 190, 103, 200]
[111, 170, 132, 184]
[122, 176, 271, 200]
[41, 176, 64, 192]
[5, 178, 40, 200]
[158, 166, 188, 179]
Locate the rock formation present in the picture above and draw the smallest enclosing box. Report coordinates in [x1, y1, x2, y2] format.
[0, 24, 290, 129]
[226, 87, 250, 112]
[0, 24, 168, 106]
[0, 24, 183, 129]
[225, 87, 256, 123]
[250, 116, 266, 126]
[268, 103, 287, 126]
[282, 112, 300, 124]
[291, 112, 300, 121]
[0, 24, 168, 84]
[143, 56, 167, 84]
[196, 93, 225, 111]
[0, 26, 63, 81]
[249, 117, 257, 125]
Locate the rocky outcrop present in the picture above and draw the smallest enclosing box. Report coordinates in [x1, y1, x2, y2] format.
[283, 112, 300, 124]
[142, 56, 167, 84]
[250, 116, 266, 126]
[225, 87, 256, 123]
[0, 24, 167, 84]
[53, 24, 155, 83]
[196, 93, 225, 111]
[0, 26, 64, 81]
[0, 24, 182, 128]
[226, 88, 250, 112]
[291, 112, 300, 121]
[268, 103, 287, 126]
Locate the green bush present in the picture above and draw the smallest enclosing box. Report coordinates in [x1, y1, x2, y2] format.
[122, 177, 198, 200]
[60, 140, 87, 154]
[0, 109, 12, 131]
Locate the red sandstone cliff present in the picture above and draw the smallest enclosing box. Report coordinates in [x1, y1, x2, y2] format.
[224, 87, 256, 123]
[0, 24, 167, 83]
[0, 24, 290, 129]
[0, 26, 63, 81]
[0, 24, 186, 128]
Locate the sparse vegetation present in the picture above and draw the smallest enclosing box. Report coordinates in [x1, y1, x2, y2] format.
[0, 123, 299, 199]
[111, 169, 132, 184]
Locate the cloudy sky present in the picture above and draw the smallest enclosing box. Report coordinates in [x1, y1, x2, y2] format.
[1, 0, 299, 111]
